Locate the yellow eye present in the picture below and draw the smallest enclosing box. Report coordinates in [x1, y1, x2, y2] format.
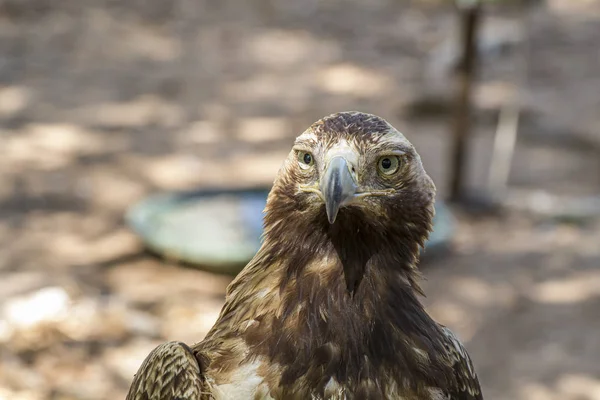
[378, 156, 400, 175]
[297, 151, 314, 169]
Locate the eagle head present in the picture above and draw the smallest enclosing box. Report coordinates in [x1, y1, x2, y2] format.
[264, 111, 436, 255]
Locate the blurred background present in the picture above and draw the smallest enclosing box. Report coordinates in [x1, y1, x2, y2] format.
[1, 0, 600, 399]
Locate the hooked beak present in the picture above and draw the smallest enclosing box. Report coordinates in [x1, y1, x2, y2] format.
[320, 156, 358, 224]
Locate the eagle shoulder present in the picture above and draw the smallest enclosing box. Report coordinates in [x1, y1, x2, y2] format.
[126, 341, 206, 400]
[439, 326, 483, 400]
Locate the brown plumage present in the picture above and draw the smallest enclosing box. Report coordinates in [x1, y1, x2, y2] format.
[126, 111, 483, 400]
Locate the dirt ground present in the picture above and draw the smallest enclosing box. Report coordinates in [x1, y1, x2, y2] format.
[1, 0, 600, 399]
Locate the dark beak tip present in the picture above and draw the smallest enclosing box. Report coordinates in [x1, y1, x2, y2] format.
[325, 202, 338, 224]
[327, 213, 337, 224]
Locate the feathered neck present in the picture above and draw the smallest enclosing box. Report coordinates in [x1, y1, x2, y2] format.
[260, 182, 433, 298]
[259, 196, 432, 336]
[232, 185, 450, 394]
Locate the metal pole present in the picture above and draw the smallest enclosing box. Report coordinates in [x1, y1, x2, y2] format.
[448, 2, 481, 203]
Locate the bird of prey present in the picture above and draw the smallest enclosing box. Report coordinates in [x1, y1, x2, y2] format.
[126, 111, 483, 400]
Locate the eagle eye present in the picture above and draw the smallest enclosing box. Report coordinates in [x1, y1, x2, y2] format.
[378, 156, 400, 175]
[297, 151, 314, 169]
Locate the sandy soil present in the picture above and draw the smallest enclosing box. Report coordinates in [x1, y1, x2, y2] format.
[1, 0, 600, 399]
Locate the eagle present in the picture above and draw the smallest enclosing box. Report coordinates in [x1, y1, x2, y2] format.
[126, 111, 483, 400]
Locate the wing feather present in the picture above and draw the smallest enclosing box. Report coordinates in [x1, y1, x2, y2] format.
[126, 341, 207, 400]
[440, 326, 483, 400]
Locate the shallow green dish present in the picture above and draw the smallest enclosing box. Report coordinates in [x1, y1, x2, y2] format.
[126, 187, 455, 275]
